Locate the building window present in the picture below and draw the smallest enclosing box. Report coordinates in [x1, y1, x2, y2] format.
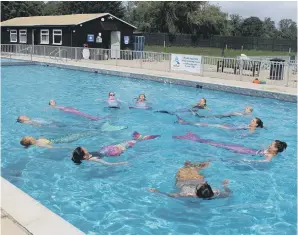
[53, 29, 62, 45]
[40, 29, 49, 44]
[10, 30, 17, 43]
[19, 29, 27, 43]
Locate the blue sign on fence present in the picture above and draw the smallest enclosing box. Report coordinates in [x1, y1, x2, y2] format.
[87, 34, 94, 42]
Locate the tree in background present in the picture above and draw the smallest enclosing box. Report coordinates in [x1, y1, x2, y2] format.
[277, 19, 297, 40]
[57, 1, 125, 18]
[262, 17, 277, 38]
[1, 1, 44, 21]
[240, 17, 264, 37]
[228, 14, 243, 36]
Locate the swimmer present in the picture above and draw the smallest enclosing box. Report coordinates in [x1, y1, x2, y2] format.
[17, 115, 127, 131]
[71, 131, 160, 165]
[107, 92, 121, 108]
[136, 94, 146, 104]
[48, 100, 103, 121]
[175, 115, 263, 133]
[20, 125, 128, 148]
[130, 94, 152, 109]
[148, 161, 231, 199]
[96, 92, 122, 108]
[192, 98, 209, 110]
[173, 132, 287, 162]
[192, 106, 253, 118]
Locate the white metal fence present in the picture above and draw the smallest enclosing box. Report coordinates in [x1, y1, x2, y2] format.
[1, 44, 297, 88]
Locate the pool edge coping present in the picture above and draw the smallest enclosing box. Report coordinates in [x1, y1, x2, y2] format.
[1, 177, 86, 235]
[41, 61, 297, 103]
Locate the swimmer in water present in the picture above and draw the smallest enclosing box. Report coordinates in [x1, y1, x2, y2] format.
[48, 100, 103, 121]
[173, 132, 287, 162]
[107, 92, 121, 108]
[148, 161, 231, 199]
[135, 94, 147, 105]
[71, 132, 160, 165]
[192, 98, 209, 110]
[96, 92, 122, 108]
[17, 115, 127, 131]
[175, 115, 263, 133]
[20, 126, 128, 148]
[192, 106, 253, 118]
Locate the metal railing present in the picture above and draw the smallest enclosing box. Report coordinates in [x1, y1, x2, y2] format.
[1, 44, 297, 88]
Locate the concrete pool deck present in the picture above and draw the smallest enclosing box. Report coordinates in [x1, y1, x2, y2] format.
[2, 55, 297, 100]
[1, 178, 85, 235]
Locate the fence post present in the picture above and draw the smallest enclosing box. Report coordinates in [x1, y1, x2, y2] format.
[201, 56, 204, 76]
[44, 46, 46, 57]
[168, 53, 172, 72]
[285, 62, 290, 87]
[239, 58, 243, 81]
[75, 48, 77, 61]
[30, 46, 33, 61]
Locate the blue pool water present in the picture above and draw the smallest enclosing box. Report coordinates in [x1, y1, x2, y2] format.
[1, 65, 297, 235]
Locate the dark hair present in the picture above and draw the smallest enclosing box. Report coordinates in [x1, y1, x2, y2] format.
[202, 98, 207, 106]
[196, 182, 214, 199]
[108, 91, 114, 96]
[255, 117, 263, 128]
[275, 140, 287, 153]
[139, 94, 146, 100]
[72, 147, 85, 165]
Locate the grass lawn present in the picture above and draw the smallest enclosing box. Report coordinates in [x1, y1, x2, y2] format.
[145, 45, 297, 58]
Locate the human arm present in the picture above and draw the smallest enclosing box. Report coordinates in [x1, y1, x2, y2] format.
[215, 180, 232, 198]
[242, 154, 272, 163]
[89, 158, 128, 166]
[148, 188, 188, 198]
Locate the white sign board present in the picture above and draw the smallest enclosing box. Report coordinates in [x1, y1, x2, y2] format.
[171, 54, 202, 73]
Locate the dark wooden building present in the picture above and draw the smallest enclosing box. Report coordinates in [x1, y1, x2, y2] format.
[1, 13, 136, 53]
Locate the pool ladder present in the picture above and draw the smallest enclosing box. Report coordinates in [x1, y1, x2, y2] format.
[49, 48, 68, 63]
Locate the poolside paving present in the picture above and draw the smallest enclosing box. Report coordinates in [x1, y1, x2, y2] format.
[3, 54, 297, 96]
[1, 209, 31, 235]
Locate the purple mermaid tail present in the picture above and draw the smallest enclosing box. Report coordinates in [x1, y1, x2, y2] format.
[173, 132, 263, 155]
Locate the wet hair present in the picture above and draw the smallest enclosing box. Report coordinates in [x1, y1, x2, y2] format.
[201, 98, 207, 106]
[274, 140, 287, 153]
[108, 91, 115, 96]
[49, 100, 56, 106]
[196, 182, 214, 199]
[255, 117, 263, 128]
[20, 136, 35, 147]
[138, 94, 146, 101]
[72, 147, 85, 165]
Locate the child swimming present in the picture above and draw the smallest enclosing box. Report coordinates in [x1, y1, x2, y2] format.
[173, 132, 287, 162]
[71, 132, 160, 165]
[20, 123, 128, 148]
[192, 106, 253, 118]
[175, 115, 263, 133]
[48, 100, 103, 121]
[130, 94, 152, 110]
[148, 161, 231, 199]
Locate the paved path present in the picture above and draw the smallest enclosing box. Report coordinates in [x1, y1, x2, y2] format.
[3, 55, 298, 96]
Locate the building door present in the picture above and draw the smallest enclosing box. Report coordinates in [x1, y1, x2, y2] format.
[110, 31, 120, 59]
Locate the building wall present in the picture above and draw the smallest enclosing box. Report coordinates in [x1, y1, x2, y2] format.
[1, 15, 135, 49]
[74, 16, 134, 49]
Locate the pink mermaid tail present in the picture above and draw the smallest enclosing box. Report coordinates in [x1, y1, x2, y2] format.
[173, 131, 262, 155]
[99, 132, 160, 156]
[132, 131, 160, 140]
[55, 106, 103, 121]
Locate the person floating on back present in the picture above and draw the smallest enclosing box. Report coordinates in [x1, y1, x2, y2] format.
[173, 132, 287, 162]
[71, 131, 160, 165]
[192, 106, 253, 118]
[48, 99, 103, 121]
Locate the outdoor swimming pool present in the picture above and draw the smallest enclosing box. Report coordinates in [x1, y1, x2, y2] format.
[2, 64, 297, 235]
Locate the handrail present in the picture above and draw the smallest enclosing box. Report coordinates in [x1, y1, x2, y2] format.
[17, 46, 32, 54]
[50, 48, 68, 63]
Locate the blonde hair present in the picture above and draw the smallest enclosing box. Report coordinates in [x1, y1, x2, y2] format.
[246, 106, 253, 112]
[49, 100, 56, 106]
[176, 167, 204, 181]
[17, 116, 30, 123]
[20, 136, 36, 146]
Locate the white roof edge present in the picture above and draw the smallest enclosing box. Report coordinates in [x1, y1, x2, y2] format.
[77, 13, 137, 29]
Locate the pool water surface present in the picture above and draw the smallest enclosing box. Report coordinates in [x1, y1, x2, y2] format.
[1, 65, 297, 235]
